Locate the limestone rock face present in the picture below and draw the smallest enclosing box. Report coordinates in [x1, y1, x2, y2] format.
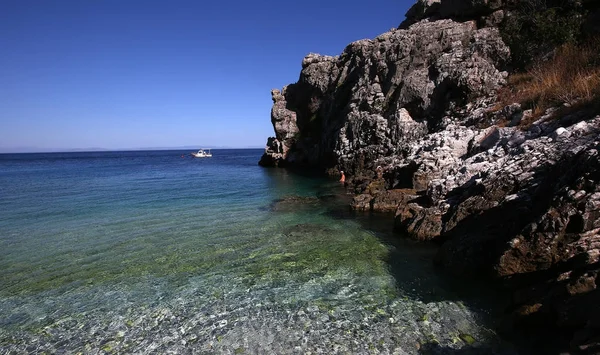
[258, 0, 600, 348]
[402, 113, 600, 351]
[259, 89, 299, 167]
[258, 19, 509, 172]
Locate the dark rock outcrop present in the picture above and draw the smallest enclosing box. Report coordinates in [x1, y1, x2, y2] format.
[389, 111, 600, 351]
[400, 0, 511, 29]
[259, 18, 509, 175]
[259, 0, 600, 351]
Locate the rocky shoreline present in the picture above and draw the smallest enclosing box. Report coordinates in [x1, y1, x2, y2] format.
[259, 0, 600, 352]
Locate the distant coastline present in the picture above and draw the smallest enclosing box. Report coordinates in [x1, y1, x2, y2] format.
[0, 146, 265, 154]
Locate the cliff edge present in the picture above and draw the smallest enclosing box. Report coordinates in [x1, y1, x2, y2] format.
[259, 0, 600, 351]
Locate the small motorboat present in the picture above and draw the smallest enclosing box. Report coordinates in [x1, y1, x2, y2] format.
[191, 149, 212, 158]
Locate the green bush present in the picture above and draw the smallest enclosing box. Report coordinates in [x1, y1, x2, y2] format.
[501, 0, 587, 69]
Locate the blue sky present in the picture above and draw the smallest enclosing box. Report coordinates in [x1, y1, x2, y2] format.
[1, 0, 413, 152]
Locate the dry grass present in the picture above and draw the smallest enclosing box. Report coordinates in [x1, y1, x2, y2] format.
[498, 41, 600, 119]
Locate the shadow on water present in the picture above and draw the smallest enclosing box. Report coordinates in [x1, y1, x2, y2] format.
[264, 170, 512, 309]
[315, 183, 510, 306]
[263, 169, 527, 353]
[312, 184, 529, 354]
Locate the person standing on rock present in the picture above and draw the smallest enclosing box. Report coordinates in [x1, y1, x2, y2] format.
[339, 171, 345, 183]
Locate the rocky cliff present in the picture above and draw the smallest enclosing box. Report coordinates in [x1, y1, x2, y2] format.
[258, 18, 509, 171]
[259, 0, 600, 352]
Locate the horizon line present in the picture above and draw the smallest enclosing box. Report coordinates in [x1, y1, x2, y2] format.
[0, 146, 266, 154]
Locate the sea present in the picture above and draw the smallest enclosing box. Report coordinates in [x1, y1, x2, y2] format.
[0, 149, 517, 354]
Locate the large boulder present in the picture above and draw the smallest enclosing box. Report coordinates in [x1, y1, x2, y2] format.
[258, 88, 300, 167]
[259, 19, 509, 175]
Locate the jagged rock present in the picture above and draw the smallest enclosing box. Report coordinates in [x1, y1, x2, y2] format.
[259, 88, 300, 167]
[402, 0, 441, 28]
[259, 19, 509, 173]
[373, 189, 419, 212]
[258, 0, 600, 348]
[301, 53, 338, 69]
[395, 204, 444, 240]
[421, 117, 600, 352]
[351, 194, 373, 211]
[482, 9, 505, 27]
[386, 113, 600, 350]
[351, 187, 418, 213]
[270, 88, 299, 143]
[259, 137, 286, 167]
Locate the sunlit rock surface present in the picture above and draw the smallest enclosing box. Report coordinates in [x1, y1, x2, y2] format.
[259, 0, 600, 350]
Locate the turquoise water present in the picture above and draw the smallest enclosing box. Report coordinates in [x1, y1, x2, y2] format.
[0, 149, 514, 353]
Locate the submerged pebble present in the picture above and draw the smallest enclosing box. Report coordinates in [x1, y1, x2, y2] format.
[0, 151, 517, 354]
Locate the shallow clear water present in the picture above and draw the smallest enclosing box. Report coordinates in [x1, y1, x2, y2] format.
[0, 149, 516, 354]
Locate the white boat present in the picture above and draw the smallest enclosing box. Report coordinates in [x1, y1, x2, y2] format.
[191, 148, 212, 158]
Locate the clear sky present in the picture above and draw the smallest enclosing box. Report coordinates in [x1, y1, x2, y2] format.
[1, 0, 413, 152]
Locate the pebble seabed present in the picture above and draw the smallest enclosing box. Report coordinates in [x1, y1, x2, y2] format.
[1, 280, 512, 354]
[0, 200, 517, 354]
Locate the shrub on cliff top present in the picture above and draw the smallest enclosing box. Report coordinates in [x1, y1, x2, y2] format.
[498, 41, 600, 120]
[501, 0, 586, 69]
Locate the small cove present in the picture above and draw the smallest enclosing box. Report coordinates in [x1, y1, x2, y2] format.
[0, 149, 518, 353]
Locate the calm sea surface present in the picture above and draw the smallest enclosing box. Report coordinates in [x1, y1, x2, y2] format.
[0, 149, 516, 353]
